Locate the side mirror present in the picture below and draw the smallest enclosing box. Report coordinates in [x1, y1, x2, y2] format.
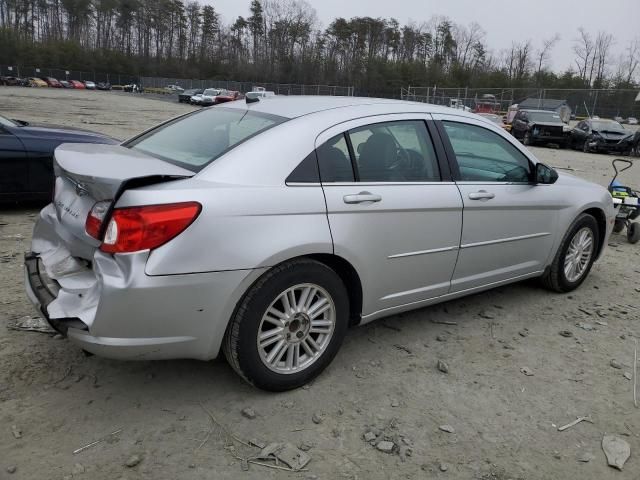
[535, 163, 558, 184]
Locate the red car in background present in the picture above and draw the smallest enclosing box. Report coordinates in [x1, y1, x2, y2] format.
[214, 90, 243, 104]
[69, 80, 86, 89]
[42, 77, 62, 88]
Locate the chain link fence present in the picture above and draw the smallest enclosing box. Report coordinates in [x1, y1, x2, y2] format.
[140, 76, 354, 96]
[0, 65, 354, 96]
[401, 86, 640, 119]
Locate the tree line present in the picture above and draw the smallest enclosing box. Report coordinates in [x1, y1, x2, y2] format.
[0, 0, 638, 96]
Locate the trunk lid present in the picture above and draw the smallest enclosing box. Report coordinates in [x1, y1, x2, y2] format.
[52, 143, 195, 249]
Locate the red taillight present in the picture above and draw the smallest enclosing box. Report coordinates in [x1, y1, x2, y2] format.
[85, 200, 112, 239]
[100, 202, 201, 254]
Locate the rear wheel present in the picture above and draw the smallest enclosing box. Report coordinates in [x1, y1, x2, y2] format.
[628, 222, 640, 244]
[541, 214, 599, 292]
[223, 259, 349, 391]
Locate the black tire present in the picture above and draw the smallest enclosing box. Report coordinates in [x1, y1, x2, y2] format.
[583, 139, 591, 153]
[613, 219, 626, 234]
[223, 258, 349, 391]
[628, 222, 640, 244]
[523, 132, 532, 146]
[541, 213, 600, 293]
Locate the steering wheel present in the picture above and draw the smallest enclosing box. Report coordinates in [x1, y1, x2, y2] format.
[388, 146, 410, 171]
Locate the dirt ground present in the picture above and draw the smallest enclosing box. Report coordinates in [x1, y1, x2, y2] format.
[1, 87, 639, 480]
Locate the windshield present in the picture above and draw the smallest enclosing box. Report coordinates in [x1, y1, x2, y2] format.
[126, 108, 287, 172]
[0, 114, 18, 127]
[526, 111, 562, 123]
[203, 88, 220, 96]
[591, 120, 625, 132]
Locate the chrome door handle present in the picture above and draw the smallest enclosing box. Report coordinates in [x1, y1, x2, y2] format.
[468, 190, 495, 200]
[343, 192, 382, 204]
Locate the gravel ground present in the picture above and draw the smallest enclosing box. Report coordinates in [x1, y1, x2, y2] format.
[1, 87, 639, 480]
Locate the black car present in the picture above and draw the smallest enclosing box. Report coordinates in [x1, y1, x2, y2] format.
[511, 109, 568, 147]
[0, 114, 118, 201]
[570, 118, 634, 155]
[96, 82, 112, 91]
[179, 88, 203, 103]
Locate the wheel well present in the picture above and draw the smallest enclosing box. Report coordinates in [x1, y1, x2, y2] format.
[306, 253, 363, 327]
[582, 207, 607, 257]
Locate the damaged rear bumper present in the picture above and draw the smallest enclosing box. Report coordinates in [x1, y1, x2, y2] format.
[24, 206, 265, 361]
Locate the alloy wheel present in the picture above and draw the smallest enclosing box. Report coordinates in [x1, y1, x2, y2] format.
[563, 227, 594, 283]
[257, 283, 336, 374]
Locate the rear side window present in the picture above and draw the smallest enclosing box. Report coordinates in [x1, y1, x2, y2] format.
[317, 134, 355, 182]
[349, 121, 440, 182]
[126, 108, 286, 172]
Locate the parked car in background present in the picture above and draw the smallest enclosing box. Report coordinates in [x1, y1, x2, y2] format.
[190, 93, 204, 105]
[166, 84, 184, 93]
[477, 112, 511, 132]
[84, 80, 96, 90]
[0, 114, 118, 201]
[96, 82, 112, 91]
[0, 76, 23, 86]
[570, 118, 634, 154]
[511, 109, 569, 147]
[245, 87, 276, 101]
[42, 77, 62, 88]
[212, 89, 242, 105]
[200, 88, 222, 106]
[614, 116, 624, 123]
[59, 80, 72, 88]
[28, 77, 48, 87]
[69, 80, 86, 89]
[628, 117, 638, 125]
[179, 88, 203, 103]
[23, 97, 615, 391]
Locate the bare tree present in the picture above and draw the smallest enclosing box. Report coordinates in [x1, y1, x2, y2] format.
[535, 34, 560, 78]
[573, 27, 594, 84]
[619, 37, 640, 85]
[592, 31, 614, 87]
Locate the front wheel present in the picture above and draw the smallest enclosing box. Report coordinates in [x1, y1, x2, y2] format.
[541, 214, 599, 293]
[583, 139, 592, 153]
[223, 259, 349, 391]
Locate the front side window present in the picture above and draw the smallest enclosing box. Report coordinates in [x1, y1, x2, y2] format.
[126, 108, 286, 172]
[443, 121, 531, 182]
[348, 121, 440, 182]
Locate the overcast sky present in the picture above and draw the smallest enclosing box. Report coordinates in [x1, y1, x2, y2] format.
[206, 0, 639, 72]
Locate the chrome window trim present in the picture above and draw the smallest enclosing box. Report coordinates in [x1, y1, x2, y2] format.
[388, 245, 459, 259]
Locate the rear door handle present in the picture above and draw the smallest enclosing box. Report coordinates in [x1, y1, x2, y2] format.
[468, 190, 495, 200]
[343, 192, 382, 204]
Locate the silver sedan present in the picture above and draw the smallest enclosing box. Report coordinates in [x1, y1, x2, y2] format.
[25, 97, 616, 390]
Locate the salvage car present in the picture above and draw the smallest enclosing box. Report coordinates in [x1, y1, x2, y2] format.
[69, 80, 86, 89]
[211, 89, 242, 105]
[200, 88, 222, 106]
[179, 88, 203, 103]
[570, 118, 634, 154]
[28, 77, 48, 87]
[511, 109, 569, 147]
[0, 114, 118, 201]
[42, 77, 63, 88]
[96, 82, 112, 91]
[24, 97, 615, 391]
[83, 80, 96, 90]
[59, 80, 72, 88]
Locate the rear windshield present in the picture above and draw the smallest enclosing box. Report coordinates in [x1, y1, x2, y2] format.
[125, 108, 287, 172]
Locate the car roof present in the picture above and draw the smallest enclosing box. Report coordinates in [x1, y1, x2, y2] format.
[520, 109, 556, 113]
[222, 95, 478, 120]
